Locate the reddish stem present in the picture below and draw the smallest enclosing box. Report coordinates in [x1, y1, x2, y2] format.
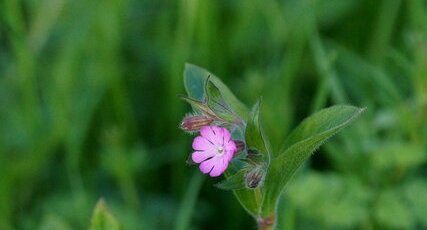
[257, 215, 275, 230]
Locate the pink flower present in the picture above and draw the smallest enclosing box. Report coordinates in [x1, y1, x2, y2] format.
[192, 126, 237, 177]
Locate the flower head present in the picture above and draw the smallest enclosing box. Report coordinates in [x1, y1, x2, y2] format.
[191, 126, 237, 177]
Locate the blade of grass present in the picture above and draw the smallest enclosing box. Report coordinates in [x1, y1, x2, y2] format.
[367, 0, 401, 64]
[174, 172, 204, 230]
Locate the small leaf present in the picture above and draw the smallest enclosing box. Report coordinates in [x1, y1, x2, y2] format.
[232, 188, 259, 217]
[179, 96, 217, 118]
[261, 105, 365, 216]
[183, 63, 249, 120]
[223, 170, 259, 217]
[205, 78, 239, 123]
[215, 170, 246, 190]
[245, 100, 270, 163]
[184, 64, 209, 101]
[89, 199, 121, 230]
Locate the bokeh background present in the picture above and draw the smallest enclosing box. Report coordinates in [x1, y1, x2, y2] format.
[1, 0, 427, 229]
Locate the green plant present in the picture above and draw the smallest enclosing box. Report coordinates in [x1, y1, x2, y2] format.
[283, 25, 427, 230]
[89, 199, 121, 230]
[180, 64, 364, 229]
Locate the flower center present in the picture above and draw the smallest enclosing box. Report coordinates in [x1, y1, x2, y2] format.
[217, 146, 224, 155]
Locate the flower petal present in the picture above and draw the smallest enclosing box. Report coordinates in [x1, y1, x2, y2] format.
[221, 127, 231, 144]
[224, 148, 235, 162]
[209, 157, 228, 177]
[200, 126, 223, 145]
[192, 136, 215, 151]
[225, 139, 237, 155]
[193, 126, 236, 177]
[199, 157, 215, 174]
[192, 150, 215, 163]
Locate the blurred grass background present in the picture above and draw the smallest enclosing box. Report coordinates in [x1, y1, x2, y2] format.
[0, 0, 427, 229]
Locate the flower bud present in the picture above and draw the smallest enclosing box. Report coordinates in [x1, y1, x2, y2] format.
[180, 115, 214, 132]
[234, 140, 246, 153]
[247, 148, 259, 157]
[245, 166, 265, 189]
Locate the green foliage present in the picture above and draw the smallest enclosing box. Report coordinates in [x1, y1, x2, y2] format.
[174, 172, 204, 230]
[374, 189, 415, 229]
[205, 79, 240, 123]
[216, 170, 246, 190]
[90, 199, 121, 230]
[1, 0, 426, 229]
[38, 214, 73, 230]
[184, 64, 260, 217]
[245, 100, 270, 163]
[183, 64, 363, 227]
[184, 63, 249, 120]
[262, 106, 364, 216]
[286, 173, 370, 228]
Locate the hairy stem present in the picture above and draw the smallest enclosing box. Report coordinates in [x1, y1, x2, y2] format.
[257, 215, 275, 230]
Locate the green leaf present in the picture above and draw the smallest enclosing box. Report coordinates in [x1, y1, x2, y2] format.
[215, 169, 246, 190]
[261, 105, 365, 216]
[279, 105, 365, 152]
[231, 187, 260, 217]
[179, 96, 217, 118]
[223, 170, 259, 217]
[183, 63, 209, 101]
[245, 100, 270, 163]
[205, 78, 239, 123]
[89, 199, 121, 230]
[183, 63, 249, 120]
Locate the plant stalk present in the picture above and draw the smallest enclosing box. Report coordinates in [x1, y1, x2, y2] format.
[257, 215, 275, 230]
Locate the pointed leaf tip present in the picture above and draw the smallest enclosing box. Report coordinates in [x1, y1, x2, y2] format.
[183, 64, 249, 119]
[89, 199, 121, 230]
[245, 100, 270, 164]
[205, 78, 240, 123]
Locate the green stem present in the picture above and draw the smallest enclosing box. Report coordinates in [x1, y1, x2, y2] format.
[257, 196, 276, 230]
[254, 188, 262, 207]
